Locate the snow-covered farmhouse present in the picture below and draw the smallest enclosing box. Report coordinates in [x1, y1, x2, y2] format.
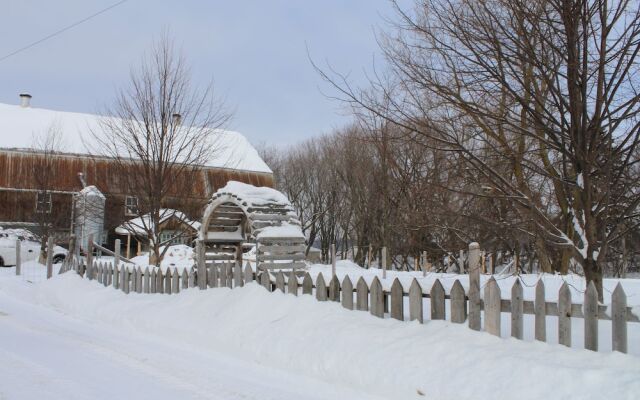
[0, 95, 273, 252]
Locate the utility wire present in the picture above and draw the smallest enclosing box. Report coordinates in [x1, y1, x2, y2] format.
[0, 0, 128, 63]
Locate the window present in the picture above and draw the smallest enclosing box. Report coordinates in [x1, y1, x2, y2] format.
[125, 196, 138, 216]
[36, 192, 52, 213]
[159, 230, 189, 246]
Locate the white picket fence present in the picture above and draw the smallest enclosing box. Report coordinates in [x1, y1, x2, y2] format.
[58, 242, 638, 354]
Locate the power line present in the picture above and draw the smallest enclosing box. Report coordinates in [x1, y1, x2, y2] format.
[0, 0, 128, 63]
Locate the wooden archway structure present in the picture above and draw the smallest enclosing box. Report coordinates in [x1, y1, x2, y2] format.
[199, 182, 306, 272]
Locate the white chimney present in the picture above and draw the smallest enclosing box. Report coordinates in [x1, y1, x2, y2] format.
[19, 93, 32, 108]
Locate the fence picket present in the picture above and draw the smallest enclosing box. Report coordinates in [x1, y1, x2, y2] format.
[181, 269, 188, 289]
[260, 271, 272, 292]
[234, 261, 243, 287]
[558, 282, 572, 347]
[123, 268, 130, 294]
[316, 274, 328, 301]
[584, 281, 598, 351]
[612, 283, 627, 353]
[108, 264, 113, 286]
[356, 277, 369, 311]
[341, 276, 353, 310]
[302, 272, 313, 295]
[511, 279, 523, 339]
[275, 271, 285, 292]
[390, 278, 404, 321]
[144, 267, 150, 293]
[370, 277, 384, 318]
[114, 265, 120, 289]
[219, 264, 227, 288]
[165, 268, 172, 294]
[208, 265, 215, 288]
[157, 269, 164, 294]
[430, 279, 445, 320]
[329, 275, 340, 302]
[450, 280, 466, 323]
[188, 266, 196, 288]
[244, 263, 253, 284]
[172, 268, 179, 294]
[151, 269, 157, 293]
[484, 277, 501, 336]
[226, 263, 233, 289]
[409, 279, 423, 323]
[97, 263, 103, 284]
[287, 271, 298, 295]
[534, 280, 546, 342]
[136, 267, 143, 293]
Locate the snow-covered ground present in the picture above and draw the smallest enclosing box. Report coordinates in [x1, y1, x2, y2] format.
[0, 269, 639, 399]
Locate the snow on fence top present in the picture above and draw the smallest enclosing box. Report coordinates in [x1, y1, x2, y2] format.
[0, 102, 272, 174]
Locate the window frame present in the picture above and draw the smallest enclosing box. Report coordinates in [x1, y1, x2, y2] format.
[35, 191, 52, 214]
[124, 196, 138, 216]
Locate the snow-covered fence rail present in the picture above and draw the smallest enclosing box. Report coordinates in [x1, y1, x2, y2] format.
[59, 242, 638, 354]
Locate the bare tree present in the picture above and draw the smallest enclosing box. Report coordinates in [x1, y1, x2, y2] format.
[32, 123, 65, 263]
[90, 34, 231, 266]
[316, 0, 640, 299]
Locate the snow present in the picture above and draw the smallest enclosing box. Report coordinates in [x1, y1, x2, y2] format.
[78, 185, 105, 199]
[114, 209, 200, 236]
[0, 102, 271, 173]
[0, 272, 638, 399]
[257, 224, 305, 239]
[127, 244, 195, 273]
[218, 181, 291, 206]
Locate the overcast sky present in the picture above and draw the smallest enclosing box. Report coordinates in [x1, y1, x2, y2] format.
[0, 1, 403, 146]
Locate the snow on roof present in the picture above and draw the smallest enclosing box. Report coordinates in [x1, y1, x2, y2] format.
[0, 102, 272, 174]
[77, 185, 105, 199]
[115, 209, 201, 236]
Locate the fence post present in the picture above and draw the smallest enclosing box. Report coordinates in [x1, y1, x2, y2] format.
[422, 251, 427, 277]
[468, 242, 481, 331]
[612, 283, 627, 353]
[15, 240, 21, 276]
[331, 243, 337, 278]
[114, 238, 121, 271]
[244, 262, 253, 284]
[382, 246, 387, 279]
[87, 234, 94, 279]
[356, 277, 369, 311]
[46, 236, 54, 279]
[144, 267, 151, 293]
[534, 280, 546, 341]
[302, 272, 313, 295]
[197, 240, 206, 290]
[275, 271, 285, 292]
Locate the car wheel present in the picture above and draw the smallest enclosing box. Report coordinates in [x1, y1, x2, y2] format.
[53, 255, 65, 264]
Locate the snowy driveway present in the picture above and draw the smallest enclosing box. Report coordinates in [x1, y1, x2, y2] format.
[0, 278, 378, 400]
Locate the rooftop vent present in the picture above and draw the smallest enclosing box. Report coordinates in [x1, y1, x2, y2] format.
[19, 93, 32, 108]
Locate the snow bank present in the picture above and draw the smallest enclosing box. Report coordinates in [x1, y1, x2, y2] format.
[126, 244, 195, 272]
[5, 273, 639, 400]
